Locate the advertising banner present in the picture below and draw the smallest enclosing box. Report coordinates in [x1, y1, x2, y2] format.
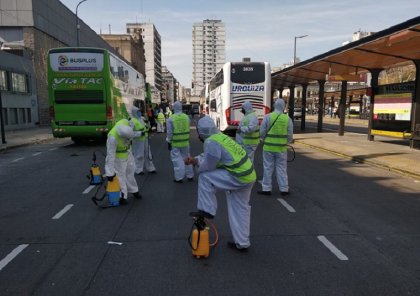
[50, 52, 104, 72]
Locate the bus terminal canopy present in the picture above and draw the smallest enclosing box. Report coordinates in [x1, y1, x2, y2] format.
[271, 16, 420, 89]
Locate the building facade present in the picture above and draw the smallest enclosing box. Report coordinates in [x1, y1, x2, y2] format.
[0, 0, 117, 128]
[126, 23, 162, 93]
[0, 50, 37, 130]
[161, 66, 177, 105]
[192, 19, 225, 96]
[100, 33, 146, 77]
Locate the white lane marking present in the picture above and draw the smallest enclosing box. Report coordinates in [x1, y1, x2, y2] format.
[317, 235, 349, 261]
[49, 148, 58, 151]
[11, 157, 24, 163]
[277, 198, 296, 213]
[0, 244, 29, 271]
[83, 185, 96, 194]
[52, 204, 74, 220]
[32, 152, 42, 157]
[107, 241, 123, 245]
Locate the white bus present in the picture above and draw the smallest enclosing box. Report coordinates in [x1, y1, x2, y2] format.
[206, 61, 271, 132]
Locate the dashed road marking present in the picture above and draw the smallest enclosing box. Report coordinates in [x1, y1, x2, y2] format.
[0, 244, 29, 271]
[83, 185, 96, 194]
[277, 198, 296, 213]
[32, 152, 42, 157]
[317, 235, 349, 261]
[49, 148, 58, 151]
[11, 157, 24, 163]
[52, 204, 74, 220]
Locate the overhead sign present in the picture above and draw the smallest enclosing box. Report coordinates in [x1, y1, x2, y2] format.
[50, 52, 104, 72]
[327, 74, 366, 82]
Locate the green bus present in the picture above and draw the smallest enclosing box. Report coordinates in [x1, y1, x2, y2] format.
[48, 47, 145, 142]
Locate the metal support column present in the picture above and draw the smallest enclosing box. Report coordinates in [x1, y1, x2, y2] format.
[301, 84, 308, 130]
[0, 90, 6, 144]
[338, 80, 347, 136]
[317, 80, 325, 132]
[367, 69, 382, 141]
[411, 60, 420, 149]
[288, 85, 295, 121]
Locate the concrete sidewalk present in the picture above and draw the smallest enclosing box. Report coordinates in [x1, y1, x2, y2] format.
[0, 126, 54, 151]
[1, 123, 419, 180]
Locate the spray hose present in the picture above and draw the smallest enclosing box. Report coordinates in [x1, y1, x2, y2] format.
[207, 219, 219, 247]
[287, 144, 296, 162]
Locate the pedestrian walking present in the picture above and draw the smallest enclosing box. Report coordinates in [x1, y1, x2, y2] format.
[166, 101, 194, 183]
[257, 98, 293, 196]
[157, 109, 166, 133]
[235, 100, 259, 163]
[130, 106, 156, 175]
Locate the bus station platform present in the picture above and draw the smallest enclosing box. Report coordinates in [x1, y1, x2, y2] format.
[1, 122, 420, 180]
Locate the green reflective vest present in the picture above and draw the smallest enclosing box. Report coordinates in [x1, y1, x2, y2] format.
[209, 133, 256, 184]
[157, 112, 165, 123]
[172, 113, 190, 148]
[242, 111, 260, 145]
[108, 120, 130, 159]
[131, 117, 146, 141]
[263, 113, 289, 152]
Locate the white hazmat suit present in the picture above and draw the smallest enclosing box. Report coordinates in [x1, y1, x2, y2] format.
[105, 119, 141, 200]
[259, 99, 293, 195]
[166, 101, 194, 182]
[191, 116, 256, 249]
[235, 100, 259, 163]
[131, 106, 156, 174]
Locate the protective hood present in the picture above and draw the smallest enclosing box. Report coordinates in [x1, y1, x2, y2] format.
[131, 106, 142, 119]
[197, 116, 219, 140]
[173, 101, 182, 113]
[242, 100, 253, 114]
[116, 122, 135, 139]
[274, 99, 286, 113]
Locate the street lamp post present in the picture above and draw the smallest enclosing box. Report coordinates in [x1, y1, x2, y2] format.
[293, 35, 308, 65]
[76, 0, 88, 47]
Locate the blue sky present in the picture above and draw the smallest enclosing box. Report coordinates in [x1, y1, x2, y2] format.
[60, 0, 420, 87]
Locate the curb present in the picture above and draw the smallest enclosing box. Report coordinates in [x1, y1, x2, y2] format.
[0, 136, 55, 151]
[294, 140, 420, 181]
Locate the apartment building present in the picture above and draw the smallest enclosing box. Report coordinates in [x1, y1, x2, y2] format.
[192, 19, 225, 97]
[126, 23, 162, 93]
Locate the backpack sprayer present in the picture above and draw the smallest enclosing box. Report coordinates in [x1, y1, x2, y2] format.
[87, 151, 103, 185]
[87, 151, 123, 208]
[188, 212, 218, 259]
[91, 175, 123, 208]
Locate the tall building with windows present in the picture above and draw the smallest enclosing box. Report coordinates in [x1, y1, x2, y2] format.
[192, 19, 225, 97]
[126, 23, 162, 93]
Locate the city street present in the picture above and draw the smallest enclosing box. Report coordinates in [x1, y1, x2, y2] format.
[1, 128, 420, 295]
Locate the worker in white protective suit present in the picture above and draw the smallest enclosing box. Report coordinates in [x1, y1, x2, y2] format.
[105, 119, 142, 204]
[235, 100, 260, 163]
[157, 109, 165, 133]
[257, 98, 293, 196]
[130, 106, 156, 175]
[185, 116, 256, 252]
[166, 101, 194, 183]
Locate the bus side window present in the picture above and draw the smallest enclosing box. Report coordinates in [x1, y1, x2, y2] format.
[210, 99, 216, 112]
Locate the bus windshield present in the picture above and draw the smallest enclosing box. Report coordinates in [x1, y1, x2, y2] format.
[231, 63, 265, 84]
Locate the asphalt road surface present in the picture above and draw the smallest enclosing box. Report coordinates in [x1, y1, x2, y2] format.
[1, 128, 420, 295]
